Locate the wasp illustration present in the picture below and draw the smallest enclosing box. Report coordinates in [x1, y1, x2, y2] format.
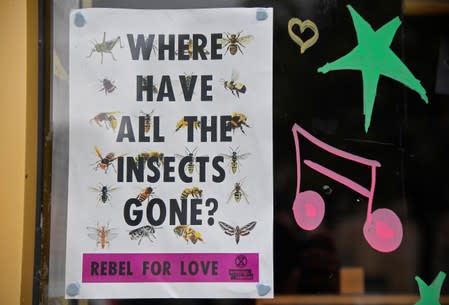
[228, 112, 250, 134]
[135, 151, 164, 166]
[137, 186, 156, 203]
[219, 31, 254, 55]
[218, 221, 256, 244]
[93, 146, 126, 173]
[139, 110, 155, 134]
[220, 147, 251, 174]
[173, 225, 203, 244]
[175, 118, 201, 132]
[99, 78, 116, 95]
[90, 112, 120, 132]
[227, 179, 249, 204]
[180, 186, 203, 200]
[89, 183, 118, 205]
[175, 147, 199, 175]
[87, 32, 124, 64]
[223, 69, 247, 98]
[87, 222, 118, 249]
[129, 225, 161, 245]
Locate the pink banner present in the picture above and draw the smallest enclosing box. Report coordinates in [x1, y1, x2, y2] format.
[82, 253, 259, 283]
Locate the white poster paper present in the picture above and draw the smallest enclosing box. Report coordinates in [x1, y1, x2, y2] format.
[67, 7, 273, 299]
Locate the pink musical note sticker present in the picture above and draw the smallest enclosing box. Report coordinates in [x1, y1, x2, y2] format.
[292, 123, 403, 253]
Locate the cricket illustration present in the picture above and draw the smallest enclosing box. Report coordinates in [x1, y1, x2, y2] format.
[87, 32, 124, 64]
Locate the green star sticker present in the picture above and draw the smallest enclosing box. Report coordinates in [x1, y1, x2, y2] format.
[415, 271, 446, 305]
[318, 5, 428, 132]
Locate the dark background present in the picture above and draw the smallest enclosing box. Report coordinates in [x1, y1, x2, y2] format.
[75, 0, 449, 302]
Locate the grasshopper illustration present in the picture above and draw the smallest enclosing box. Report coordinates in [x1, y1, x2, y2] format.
[87, 32, 124, 64]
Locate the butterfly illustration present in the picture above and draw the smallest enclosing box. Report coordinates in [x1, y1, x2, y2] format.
[218, 221, 256, 244]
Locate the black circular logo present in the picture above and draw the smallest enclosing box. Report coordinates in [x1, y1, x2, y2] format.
[235, 255, 247, 268]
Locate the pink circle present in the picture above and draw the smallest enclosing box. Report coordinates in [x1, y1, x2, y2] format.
[292, 191, 325, 231]
[363, 208, 403, 253]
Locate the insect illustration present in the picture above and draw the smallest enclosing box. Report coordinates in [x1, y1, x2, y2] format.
[90, 112, 120, 132]
[185, 73, 193, 86]
[176, 40, 210, 59]
[228, 112, 250, 134]
[129, 225, 161, 245]
[175, 147, 199, 175]
[89, 184, 118, 205]
[87, 222, 118, 249]
[227, 179, 249, 204]
[145, 36, 159, 56]
[220, 147, 251, 174]
[93, 146, 126, 173]
[87, 32, 124, 64]
[180, 73, 196, 95]
[99, 78, 116, 95]
[175, 118, 201, 132]
[218, 221, 256, 244]
[136, 186, 156, 203]
[173, 225, 203, 244]
[137, 110, 155, 134]
[219, 31, 254, 55]
[181, 186, 203, 200]
[135, 151, 164, 166]
[142, 78, 159, 94]
[223, 69, 247, 98]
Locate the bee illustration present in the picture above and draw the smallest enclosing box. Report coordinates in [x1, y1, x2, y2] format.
[107, 115, 119, 132]
[90, 112, 120, 132]
[227, 179, 249, 204]
[99, 78, 116, 95]
[176, 40, 210, 59]
[93, 146, 126, 173]
[223, 69, 247, 98]
[89, 183, 118, 205]
[129, 225, 161, 245]
[220, 147, 251, 174]
[87, 222, 118, 249]
[228, 112, 250, 134]
[175, 147, 199, 175]
[87, 32, 124, 64]
[219, 31, 254, 55]
[175, 118, 201, 132]
[139, 110, 155, 134]
[218, 221, 257, 244]
[135, 151, 164, 166]
[137, 186, 156, 203]
[173, 225, 203, 244]
[181, 186, 203, 200]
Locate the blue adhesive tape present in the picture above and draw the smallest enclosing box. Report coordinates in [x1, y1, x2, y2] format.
[256, 8, 268, 21]
[74, 12, 87, 27]
[66, 283, 80, 297]
[256, 283, 271, 296]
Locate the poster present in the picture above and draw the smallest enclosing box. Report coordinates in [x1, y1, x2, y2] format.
[66, 8, 273, 299]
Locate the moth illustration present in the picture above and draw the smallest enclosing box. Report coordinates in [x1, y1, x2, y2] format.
[218, 221, 256, 244]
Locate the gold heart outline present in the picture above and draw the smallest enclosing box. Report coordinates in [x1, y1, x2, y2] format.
[288, 18, 319, 54]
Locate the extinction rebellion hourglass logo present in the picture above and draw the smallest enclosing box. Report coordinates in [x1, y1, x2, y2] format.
[228, 255, 253, 281]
